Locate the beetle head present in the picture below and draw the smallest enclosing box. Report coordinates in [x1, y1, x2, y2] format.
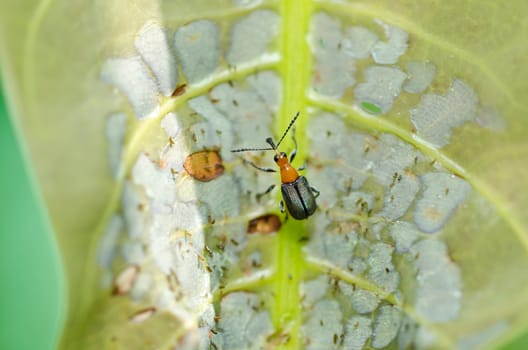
[273, 152, 287, 164]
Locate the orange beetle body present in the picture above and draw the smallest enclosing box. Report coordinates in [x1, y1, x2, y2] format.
[276, 152, 299, 184]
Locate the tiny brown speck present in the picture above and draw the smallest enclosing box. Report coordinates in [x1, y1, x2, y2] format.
[171, 83, 187, 97]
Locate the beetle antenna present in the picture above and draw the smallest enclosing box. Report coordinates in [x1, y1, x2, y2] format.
[275, 112, 300, 149]
[231, 146, 274, 153]
[265, 137, 276, 150]
[231, 111, 300, 154]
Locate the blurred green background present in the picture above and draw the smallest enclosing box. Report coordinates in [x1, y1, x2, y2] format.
[0, 83, 64, 349]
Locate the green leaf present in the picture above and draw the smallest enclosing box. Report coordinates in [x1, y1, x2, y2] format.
[2, 0, 528, 349]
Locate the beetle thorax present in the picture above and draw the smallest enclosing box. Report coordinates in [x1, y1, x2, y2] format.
[275, 154, 299, 184]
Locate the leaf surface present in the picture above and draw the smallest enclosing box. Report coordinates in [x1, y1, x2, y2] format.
[1, 0, 528, 349]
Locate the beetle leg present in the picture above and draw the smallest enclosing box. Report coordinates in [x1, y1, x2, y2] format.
[311, 186, 321, 198]
[256, 184, 276, 201]
[279, 200, 289, 222]
[244, 159, 277, 173]
[289, 126, 297, 163]
[297, 163, 306, 171]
